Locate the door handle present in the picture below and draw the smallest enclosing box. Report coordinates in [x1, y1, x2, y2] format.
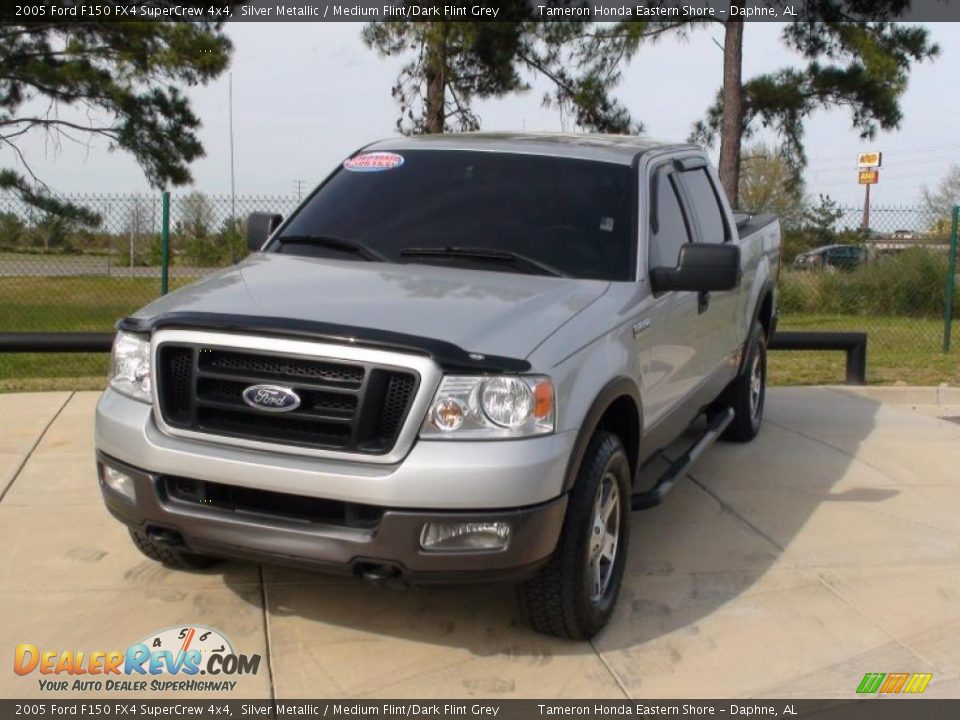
[698, 291, 710, 314]
[632, 319, 651, 337]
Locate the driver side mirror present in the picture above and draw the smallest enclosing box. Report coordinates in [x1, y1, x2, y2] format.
[246, 212, 283, 251]
[650, 243, 741, 293]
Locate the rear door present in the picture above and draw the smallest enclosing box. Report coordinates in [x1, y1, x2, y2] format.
[672, 162, 740, 385]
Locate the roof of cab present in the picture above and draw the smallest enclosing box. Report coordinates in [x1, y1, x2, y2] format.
[364, 132, 698, 166]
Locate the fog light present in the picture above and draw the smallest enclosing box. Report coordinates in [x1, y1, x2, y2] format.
[101, 465, 136, 503]
[420, 522, 510, 552]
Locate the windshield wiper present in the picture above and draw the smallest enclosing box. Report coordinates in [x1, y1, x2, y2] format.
[276, 234, 390, 262]
[399, 246, 568, 278]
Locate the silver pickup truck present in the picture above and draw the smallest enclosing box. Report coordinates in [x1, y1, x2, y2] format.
[96, 133, 780, 639]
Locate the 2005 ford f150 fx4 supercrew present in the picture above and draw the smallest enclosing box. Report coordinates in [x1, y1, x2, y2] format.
[96, 133, 781, 639]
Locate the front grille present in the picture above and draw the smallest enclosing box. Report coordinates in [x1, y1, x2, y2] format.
[163, 475, 383, 528]
[156, 345, 419, 455]
[203, 351, 365, 386]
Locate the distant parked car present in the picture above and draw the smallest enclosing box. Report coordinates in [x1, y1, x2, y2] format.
[792, 244, 866, 272]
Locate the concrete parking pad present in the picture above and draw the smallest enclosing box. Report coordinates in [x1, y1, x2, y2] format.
[0, 586, 270, 699]
[0, 387, 958, 699]
[263, 582, 625, 698]
[0, 391, 71, 501]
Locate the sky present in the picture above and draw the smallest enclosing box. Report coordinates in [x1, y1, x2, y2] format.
[9, 21, 960, 208]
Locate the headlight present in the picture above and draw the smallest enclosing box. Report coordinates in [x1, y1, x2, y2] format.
[421, 375, 555, 439]
[109, 331, 152, 403]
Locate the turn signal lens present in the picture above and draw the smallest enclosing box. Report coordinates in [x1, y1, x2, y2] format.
[432, 397, 465, 432]
[533, 379, 554, 420]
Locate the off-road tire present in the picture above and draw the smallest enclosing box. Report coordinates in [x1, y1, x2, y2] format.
[720, 320, 767, 443]
[128, 529, 221, 570]
[516, 431, 631, 640]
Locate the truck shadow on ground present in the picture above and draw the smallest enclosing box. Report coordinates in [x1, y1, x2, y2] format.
[218, 388, 884, 663]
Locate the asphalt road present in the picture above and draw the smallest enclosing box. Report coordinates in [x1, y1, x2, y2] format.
[0, 255, 217, 278]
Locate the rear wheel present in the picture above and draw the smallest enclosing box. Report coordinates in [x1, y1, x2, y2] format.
[517, 431, 631, 640]
[720, 320, 767, 442]
[128, 529, 221, 570]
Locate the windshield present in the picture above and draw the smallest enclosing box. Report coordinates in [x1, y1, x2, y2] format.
[271, 150, 635, 281]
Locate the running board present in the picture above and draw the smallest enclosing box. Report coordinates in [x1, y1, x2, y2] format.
[632, 407, 734, 510]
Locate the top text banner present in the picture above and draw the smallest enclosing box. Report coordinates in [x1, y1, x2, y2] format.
[16, 0, 960, 22]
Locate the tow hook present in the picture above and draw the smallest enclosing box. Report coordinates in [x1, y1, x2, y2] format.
[356, 563, 407, 588]
[146, 526, 185, 546]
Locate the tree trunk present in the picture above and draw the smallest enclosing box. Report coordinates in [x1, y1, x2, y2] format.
[718, 12, 744, 209]
[423, 23, 447, 134]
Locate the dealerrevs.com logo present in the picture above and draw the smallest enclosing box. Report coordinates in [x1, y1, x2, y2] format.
[13, 625, 261, 693]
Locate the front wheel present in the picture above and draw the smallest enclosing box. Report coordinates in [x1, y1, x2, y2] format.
[720, 320, 767, 443]
[516, 431, 631, 640]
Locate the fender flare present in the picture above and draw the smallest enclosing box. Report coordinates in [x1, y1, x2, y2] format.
[561, 376, 643, 493]
[736, 279, 776, 378]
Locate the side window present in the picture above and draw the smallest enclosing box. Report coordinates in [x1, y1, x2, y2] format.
[649, 171, 691, 270]
[678, 168, 727, 244]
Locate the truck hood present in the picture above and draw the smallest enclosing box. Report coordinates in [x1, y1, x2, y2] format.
[134, 254, 610, 361]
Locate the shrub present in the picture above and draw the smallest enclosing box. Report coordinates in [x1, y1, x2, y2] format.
[778, 272, 820, 313]
[182, 237, 224, 267]
[778, 249, 954, 318]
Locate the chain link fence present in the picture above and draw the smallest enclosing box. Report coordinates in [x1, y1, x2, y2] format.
[776, 204, 958, 385]
[1, 192, 958, 390]
[0, 192, 301, 390]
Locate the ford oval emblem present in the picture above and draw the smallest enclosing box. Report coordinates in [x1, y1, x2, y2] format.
[242, 385, 301, 413]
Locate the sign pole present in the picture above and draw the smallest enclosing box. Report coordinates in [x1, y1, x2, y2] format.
[160, 191, 170, 296]
[857, 152, 881, 234]
[944, 205, 958, 353]
[861, 182, 871, 231]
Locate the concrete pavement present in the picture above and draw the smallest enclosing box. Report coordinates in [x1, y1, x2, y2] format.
[1, 387, 958, 699]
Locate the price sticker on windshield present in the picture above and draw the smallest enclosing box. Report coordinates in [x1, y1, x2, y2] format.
[343, 152, 405, 172]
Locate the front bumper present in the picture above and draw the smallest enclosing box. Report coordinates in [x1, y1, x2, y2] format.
[98, 452, 566, 583]
[95, 389, 576, 509]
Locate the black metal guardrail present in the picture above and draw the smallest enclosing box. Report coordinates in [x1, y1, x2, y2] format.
[0, 330, 868, 385]
[0, 332, 114, 353]
[768, 331, 868, 385]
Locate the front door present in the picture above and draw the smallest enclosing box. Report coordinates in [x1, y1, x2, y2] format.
[637, 165, 701, 429]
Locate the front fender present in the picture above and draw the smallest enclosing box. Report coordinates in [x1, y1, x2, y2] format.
[560, 376, 642, 493]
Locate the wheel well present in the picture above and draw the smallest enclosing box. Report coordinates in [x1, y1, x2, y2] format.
[595, 395, 640, 480]
[757, 291, 774, 339]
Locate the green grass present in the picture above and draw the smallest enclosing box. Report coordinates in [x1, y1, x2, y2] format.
[771, 314, 959, 386]
[1, 276, 162, 332]
[0, 275, 180, 392]
[1, 275, 957, 391]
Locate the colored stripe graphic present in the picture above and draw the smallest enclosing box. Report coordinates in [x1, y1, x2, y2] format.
[857, 672, 933, 694]
[857, 673, 886, 694]
[879, 673, 909, 693]
[903, 673, 934, 694]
